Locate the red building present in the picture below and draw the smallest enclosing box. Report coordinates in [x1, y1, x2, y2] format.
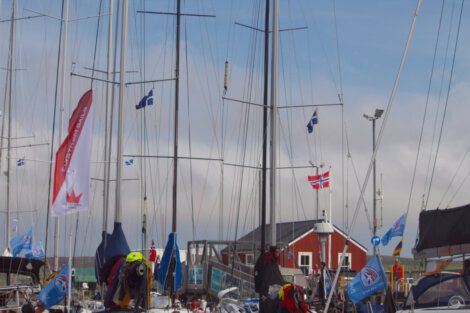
[230, 220, 367, 274]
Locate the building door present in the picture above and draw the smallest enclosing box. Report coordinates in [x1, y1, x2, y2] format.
[298, 252, 312, 275]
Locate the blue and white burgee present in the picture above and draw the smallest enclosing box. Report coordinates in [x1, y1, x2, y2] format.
[38, 264, 70, 309]
[381, 213, 406, 246]
[347, 255, 387, 304]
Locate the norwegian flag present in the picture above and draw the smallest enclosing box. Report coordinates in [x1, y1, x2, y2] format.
[307, 170, 330, 190]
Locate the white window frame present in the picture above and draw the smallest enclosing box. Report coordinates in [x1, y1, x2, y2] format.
[338, 252, 352, 269]
[245, 253, 254, 265]
[298, 252, 312, 275]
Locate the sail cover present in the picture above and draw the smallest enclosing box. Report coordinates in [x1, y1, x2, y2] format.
[95, 222, 130, 282]
[414, 204, 470, 258]
[157, 232, 182, 291]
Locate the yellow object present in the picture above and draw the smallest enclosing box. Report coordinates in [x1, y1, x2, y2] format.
[279, 283, 292, 301]
[126, 251, 143, 264]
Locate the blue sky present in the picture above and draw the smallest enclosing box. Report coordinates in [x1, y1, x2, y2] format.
[1, 0, 470, 261]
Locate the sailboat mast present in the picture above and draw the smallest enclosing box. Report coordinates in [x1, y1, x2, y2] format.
[53, 0, 69, 272]
[5, 0, 16, 252]
[115, 0, 129, 223]
[269, 0, 279, 247]
[172, 0, 181, 233]
[102, 0, 114, 235]
[260, 0, 270, 252]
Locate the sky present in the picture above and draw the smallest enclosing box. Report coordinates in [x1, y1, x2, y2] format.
[0, 0, 470, 262]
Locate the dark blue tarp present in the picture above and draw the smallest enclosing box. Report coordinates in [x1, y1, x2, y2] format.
[95, 222, 130, 283]
[156, 232, 182, 291]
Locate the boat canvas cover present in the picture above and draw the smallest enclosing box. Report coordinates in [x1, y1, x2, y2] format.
[95, 222, 130, 282]
[157, 232, 182, 291]
[0, 256, 44, 284]
[415, 205, 470, 256]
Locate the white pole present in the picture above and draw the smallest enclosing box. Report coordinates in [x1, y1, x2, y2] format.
[115, 0, 128, 223]
[67, 219, 73, 313]
[269, 0, 279, 247]
[54, 0, 69, 272]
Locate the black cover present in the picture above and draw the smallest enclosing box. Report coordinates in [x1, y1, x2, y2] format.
[0, 256, 44, 284]
[415, 205, 470, 253]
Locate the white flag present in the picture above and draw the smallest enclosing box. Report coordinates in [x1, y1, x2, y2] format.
[51, 90, 93, 216]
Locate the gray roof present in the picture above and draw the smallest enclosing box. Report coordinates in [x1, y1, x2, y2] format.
[235, 219, 367, 252]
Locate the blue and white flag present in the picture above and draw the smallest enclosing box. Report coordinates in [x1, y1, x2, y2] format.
[10, 228, 33, 257]
[38, 264, 70, 309]
[381, 213, 406, 246]
[20, 242, 45, 260]
[17, 158, 25, 166]
[124, 159, 134, 166]
[306, 109, 318, 133]
[324, 269, 332, 296]
[347, 255, 387, 304]
[135, 89, 154, 110]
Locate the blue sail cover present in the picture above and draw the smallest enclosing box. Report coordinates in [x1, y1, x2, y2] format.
[95, 222, 130, 282]
[157, 232, 182, 291]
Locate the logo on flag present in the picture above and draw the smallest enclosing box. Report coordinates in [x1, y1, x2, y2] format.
[306, 109, 318, 133]
[381, 213, 406, 246]
[38, 264, 69, 309]
[347, 256, 387, 304]
[308, 170, 330, 190]
[136, 89, 154, 109]
[51, 90, 93, 216]
[124, 159, 134, 166]
[17, 158, 25, 166]
[10, 228, 33, 257]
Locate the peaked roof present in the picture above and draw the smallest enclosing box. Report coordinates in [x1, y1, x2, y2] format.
[236, 219, 367, 252]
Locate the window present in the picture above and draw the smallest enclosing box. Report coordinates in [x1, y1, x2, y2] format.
[298, 252, 312, 275]
[245, 254, 254, 265]
[338, 253, 352, 269]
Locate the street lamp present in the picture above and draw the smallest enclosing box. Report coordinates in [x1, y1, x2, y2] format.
[363, 109, 384, 256]
[309, 161, 324, 220]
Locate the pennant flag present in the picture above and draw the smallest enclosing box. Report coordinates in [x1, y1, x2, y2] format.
[308, 170, 330, 190]
[38, 264, 70, 309]
[347, 255, 387, 304]
[136, 89, 154, 110]
[17, 158, 25, 166]
[392, 240, 402, 257]
[10, 228, 33, 257]
[20, 242, 46, 260]
[306, 109, 318, 133]
[52, 90, 93, 216]
[124, 159, 134, 166]
[382, 213, 406, 246]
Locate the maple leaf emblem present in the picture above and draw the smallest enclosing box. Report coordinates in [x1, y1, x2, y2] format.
[66, 189, 82, 204]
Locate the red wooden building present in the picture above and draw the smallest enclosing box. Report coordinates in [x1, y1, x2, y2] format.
[230, 220, 368, 274]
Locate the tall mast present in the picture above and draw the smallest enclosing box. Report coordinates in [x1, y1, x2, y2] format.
[269, 0, 279, 247]
[172, 0, 181, 233]
[260, 0, 270, 252]
[102, 0, 113, 233]
[5, 0, 16, 253]
[115, 0, 129, 223]
[53, 0, 69, 272]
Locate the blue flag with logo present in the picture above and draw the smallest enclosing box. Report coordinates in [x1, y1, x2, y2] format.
[347, 256, 387, 304]
[20, 242, 45, 260]
[38, 264, 70, 309]
[381, 213, 406, 246]
[135, 89, 154, 109]
[10, 228, 33, 256]
[306, 109, 318, 133]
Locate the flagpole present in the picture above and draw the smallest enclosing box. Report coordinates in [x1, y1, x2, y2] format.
[67, 219, 73, 313]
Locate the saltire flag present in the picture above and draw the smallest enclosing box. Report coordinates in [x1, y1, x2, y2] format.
[392, 240, 403, 257]
[38, 264, 70, 309]
[347, 255, 387, 304]
[10, 228, 33, 256]
[124, 159, 134, 166]
[20, 242, 46, 259]
[51, 90, 93, 216]
[308, 170, 330, 190]
[306, 109, 318, 133]
[17, 158, 25, 166]
[381, 213, 406, 246]
[136, 89, 154, 110]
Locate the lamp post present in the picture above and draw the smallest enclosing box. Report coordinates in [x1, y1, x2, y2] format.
[309, 161, 324, 220]
[363, 109, 384, 256]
